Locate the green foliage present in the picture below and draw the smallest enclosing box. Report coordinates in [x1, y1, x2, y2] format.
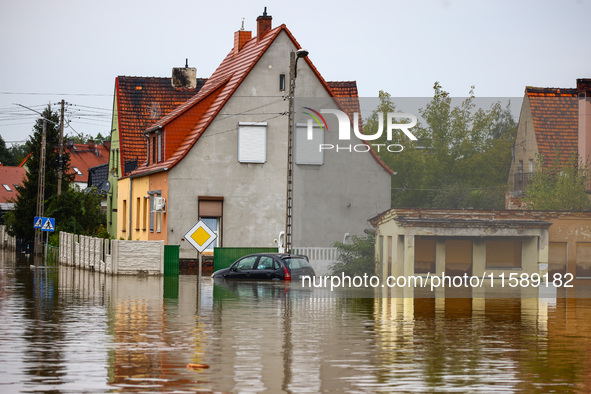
[5, 105, 74, 241]
[45, 186, 107, 237]
[330, 232, 376, 276]
[367, 83, 517, 209]
[0, 135, 28, 166]
[523, 153, 591, 211]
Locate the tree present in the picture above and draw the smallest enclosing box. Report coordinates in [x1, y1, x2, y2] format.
[4, 105, 74, 241]
[365, 83, 517, 208]
[330, 232, 376, 276]
[523, 152, 591, 211]
[45, 185, 107, 240]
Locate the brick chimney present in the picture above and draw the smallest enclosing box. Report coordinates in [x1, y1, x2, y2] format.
[234, 19, 252, 56]
[172, 59, 197, 89]
[577, 79, 591, 165]
[256, 7, 272, 41]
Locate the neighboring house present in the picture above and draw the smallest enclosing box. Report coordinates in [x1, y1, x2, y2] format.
[18, 141, 109, 191]
[67, 141, 110, 190]
[106, 69, 207, 236]
[0, 165, 26, 212]
[88, 163, 109, 211]
[116, 10, 392, 259]
[370, 208, 591, 281]
[506, 79, 591, 207]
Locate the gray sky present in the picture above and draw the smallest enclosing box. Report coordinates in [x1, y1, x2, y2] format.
[1, 0, 589, 146]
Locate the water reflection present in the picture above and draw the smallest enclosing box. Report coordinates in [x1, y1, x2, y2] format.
[1, 250, 591, 392]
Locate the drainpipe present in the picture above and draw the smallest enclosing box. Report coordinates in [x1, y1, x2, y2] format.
[128, 177, 133, 240]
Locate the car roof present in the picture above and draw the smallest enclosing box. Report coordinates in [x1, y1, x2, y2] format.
[242, 253, 307, 259]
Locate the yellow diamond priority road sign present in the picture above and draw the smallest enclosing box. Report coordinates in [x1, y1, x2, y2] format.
[184, 220, 218, 253]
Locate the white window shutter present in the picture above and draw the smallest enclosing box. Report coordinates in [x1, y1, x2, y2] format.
[238, 124, 267, 163]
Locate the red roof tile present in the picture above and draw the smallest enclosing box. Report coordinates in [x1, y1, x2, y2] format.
[526, 87, 578, 168]
[116, 77, 206, 172]
[0, 166, 26, 203]
[67, 143, 109, 183]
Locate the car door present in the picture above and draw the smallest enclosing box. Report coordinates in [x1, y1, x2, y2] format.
[225, 255, 258, 279]
[250, 255, 278, 279]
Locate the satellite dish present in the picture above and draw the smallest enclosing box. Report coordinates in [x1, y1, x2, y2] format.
[101, 180, 111, 193]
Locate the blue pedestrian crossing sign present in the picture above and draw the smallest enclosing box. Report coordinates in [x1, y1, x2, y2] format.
[41, 217, 55, 232]
[34, 216, 43, 229]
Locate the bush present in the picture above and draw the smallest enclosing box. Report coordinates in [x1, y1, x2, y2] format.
[330, 232, 376, 276]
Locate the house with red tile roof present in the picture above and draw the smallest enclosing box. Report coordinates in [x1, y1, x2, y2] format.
[66, 141, 109, 190]
[0, 165, 26, 211]
[106, 68, 207, 234]
[18, 142, 110, 191]
[116, 10, 392, 259]
[507, 79, 591, 208]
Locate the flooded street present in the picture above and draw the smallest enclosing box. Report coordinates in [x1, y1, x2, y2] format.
[1, 250, 591, 392]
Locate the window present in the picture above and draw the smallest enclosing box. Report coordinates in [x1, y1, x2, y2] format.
[157, 133, 163, 163]
[256, 256, 275, 270]
[234, 256, 257, 271]
[122, 200, 127, 232]
[149, 191, 163, 233]
[199, 197, 223, 250]
[296, 122, 324, 165]
[142, 196, 148, 231]
[2, 184, 11, 192]
[238, 122, 267, 163]
[529, 159, 534, 172]
[279, 74, 286, 91]
[73, 167, 83, 176]
[135, 197, 140, 230]
[485, 239, 522, 269]
[518, 160, 523, 172]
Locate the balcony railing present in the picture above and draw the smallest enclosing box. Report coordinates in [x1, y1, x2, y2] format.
[514, 172, 532, 191]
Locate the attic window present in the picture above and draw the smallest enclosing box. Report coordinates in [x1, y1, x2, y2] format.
[73, 167, 83, 176]
[2, 184, 12, 191]
[279, 74, 286, 91]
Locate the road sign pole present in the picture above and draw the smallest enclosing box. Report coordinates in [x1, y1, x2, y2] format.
[198, 251, 202, 312]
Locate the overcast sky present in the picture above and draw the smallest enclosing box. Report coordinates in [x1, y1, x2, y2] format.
[0, 0, 589, 146]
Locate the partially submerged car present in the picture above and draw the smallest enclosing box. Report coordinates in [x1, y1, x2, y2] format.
[212, 253, 315, 281]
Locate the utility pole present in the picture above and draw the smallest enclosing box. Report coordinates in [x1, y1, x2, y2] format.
[57, 99, 65, 195]
[284, 49, 309, 254]
[35, 119, 46, 256]
[284, 51, 296, 254]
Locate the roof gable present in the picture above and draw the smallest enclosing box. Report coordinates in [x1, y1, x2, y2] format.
[130, 25, 393, 177]
[526, 87, 578, 166]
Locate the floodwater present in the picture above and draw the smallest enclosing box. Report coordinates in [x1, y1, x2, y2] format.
[1, 251, 591, 392]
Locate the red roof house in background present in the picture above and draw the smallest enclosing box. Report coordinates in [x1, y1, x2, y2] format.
[0, 165, 27, 210]
[66, 141, 110, 189]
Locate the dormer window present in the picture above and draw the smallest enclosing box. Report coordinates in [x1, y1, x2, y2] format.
[145, 128, 164, 165]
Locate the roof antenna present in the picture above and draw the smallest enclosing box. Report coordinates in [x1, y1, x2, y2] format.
[185, 58, 188, 68]
[240, 17, 245, 31]
[263, 6, 267, 16]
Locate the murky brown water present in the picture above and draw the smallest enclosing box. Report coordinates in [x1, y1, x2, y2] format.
[1, 250, 591, 392]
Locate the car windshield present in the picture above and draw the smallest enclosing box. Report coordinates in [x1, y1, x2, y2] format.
[283, 257, 311, 269]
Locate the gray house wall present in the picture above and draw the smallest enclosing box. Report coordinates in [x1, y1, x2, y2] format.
[168, 31, 391, 258]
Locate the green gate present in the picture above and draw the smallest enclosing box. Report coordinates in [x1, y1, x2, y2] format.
[164, 245, 180, 276]
[213, 247, 279, 272]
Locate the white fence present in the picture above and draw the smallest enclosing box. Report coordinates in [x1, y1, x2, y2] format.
[59, 232, 164, 275]
[294, 247, 339, 276]
[0, 225, 16, 250]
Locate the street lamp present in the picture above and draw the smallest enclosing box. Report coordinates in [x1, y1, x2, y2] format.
[284, 48, 309, 254]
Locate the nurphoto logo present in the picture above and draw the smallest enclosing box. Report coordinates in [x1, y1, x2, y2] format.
[303, 107, 418, 153]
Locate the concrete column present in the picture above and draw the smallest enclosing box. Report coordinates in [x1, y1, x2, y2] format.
[472, 239, 486, 277]
[403, 233, 415, 277]
[435, 239, 446, 275]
